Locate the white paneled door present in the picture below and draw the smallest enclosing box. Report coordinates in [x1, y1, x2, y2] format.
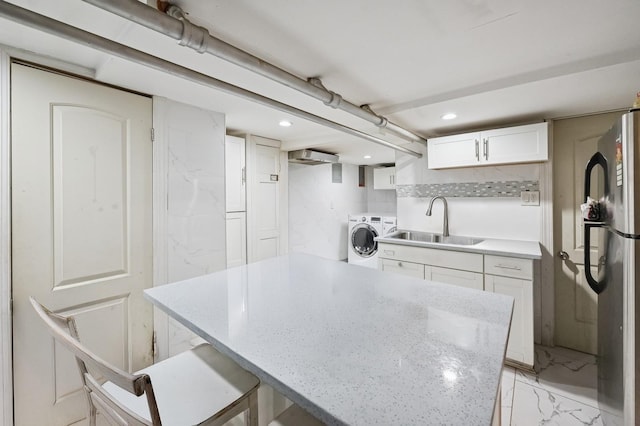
[11, 64, 153, 425]
[248, 137, 282, 262]
[553, 111, 623, 354]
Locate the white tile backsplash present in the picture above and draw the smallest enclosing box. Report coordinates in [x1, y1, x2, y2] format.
[397, 196, 542, 241]
[395, 144, 543, 241]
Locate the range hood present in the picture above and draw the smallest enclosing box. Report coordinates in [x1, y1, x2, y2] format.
[288, 149, 339, 165]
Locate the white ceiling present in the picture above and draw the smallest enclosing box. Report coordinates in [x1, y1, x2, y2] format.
[1, 0, 639, 165]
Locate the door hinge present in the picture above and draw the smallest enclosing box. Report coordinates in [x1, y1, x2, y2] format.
[151, 127, 155, 142]
[152, 331, 157, 361]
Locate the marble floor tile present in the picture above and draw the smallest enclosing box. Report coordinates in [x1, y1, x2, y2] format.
[510, 380, 602, 426]
[515, 345, 598, 408]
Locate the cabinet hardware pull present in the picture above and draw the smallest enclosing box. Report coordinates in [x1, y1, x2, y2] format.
[483, 139, 489, 160]
[475, 139, 479, 161]
[241, 167, 246, 184]
[495, 264, 521, 270]
[398, 262, 403, 267]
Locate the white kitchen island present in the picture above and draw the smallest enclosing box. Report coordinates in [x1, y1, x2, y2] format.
[144, 253, 513, 425]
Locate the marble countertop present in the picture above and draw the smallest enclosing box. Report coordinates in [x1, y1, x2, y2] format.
[145, 253, 513, 425]
[376, 232, 542, 259]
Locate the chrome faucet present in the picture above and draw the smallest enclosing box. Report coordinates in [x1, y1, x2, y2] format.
[425, 196, 449, 237]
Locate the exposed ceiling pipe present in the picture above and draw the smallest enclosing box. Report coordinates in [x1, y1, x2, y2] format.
[0, 1, 422, 158]
[81, 0, 427, 146]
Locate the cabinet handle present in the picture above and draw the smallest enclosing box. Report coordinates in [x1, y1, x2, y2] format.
[475, 139, 479, 161]
[483, 139, 489, 160]
[397, 261, 403, 267]
[494, 264, 521, 270]
[241, 167, 246, 185]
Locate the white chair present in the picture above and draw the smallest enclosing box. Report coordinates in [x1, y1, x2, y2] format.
[30, 297, 260, 425]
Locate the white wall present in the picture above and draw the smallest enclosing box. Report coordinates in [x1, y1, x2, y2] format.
[365, 166, 397, 215]
[396, 144, 542, 241]
[289, 164, 397, 260]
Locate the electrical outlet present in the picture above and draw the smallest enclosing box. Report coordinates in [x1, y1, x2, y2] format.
[521, 190, 540, 206]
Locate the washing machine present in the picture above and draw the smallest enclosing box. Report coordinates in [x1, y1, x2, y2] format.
[348, 214, 382, 268]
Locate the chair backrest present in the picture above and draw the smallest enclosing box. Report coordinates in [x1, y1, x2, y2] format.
[29, 297, 161, 425]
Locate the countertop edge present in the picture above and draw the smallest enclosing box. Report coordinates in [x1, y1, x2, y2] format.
[375, 236, 542, 259]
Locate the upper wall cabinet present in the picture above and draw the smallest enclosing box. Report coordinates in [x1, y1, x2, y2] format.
[427, 122, 549, 169]
[373, 166, 396, 189]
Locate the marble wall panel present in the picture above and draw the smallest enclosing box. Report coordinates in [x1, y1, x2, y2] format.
[288, 162, 368, 261]
[157, 98, 226, 357]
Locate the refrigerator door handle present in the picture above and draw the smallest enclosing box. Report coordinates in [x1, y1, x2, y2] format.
[583, 152, 609, 203]
[583, 151, 610, 295]
[583, 221, 606, 294]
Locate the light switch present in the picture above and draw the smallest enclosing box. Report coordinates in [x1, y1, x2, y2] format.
[521, 190, 540, 206]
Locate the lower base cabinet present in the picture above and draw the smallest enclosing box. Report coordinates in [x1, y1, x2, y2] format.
[485, 274, 534, 366]
[378, 243, 536, 367]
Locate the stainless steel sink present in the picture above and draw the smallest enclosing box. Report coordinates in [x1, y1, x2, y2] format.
[388, 230, 483, 246]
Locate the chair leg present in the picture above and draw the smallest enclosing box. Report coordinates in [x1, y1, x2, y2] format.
[244, 391, 259, 426]
[88, 403, 97, 426]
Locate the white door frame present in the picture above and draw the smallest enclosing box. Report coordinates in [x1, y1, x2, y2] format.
[0, 49, 13, 426]
[151, 96, 170, 362]
[539, 130, 555, 347]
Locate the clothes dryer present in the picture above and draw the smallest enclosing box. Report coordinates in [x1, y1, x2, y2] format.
[382, 216, 397, 236]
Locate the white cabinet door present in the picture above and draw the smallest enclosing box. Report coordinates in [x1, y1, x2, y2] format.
[482, 122, 548, 165]
[373, 166, 396, 189]
[427, 132, 480, 169]
[427, 122, 548, 169]
[225, 135, 246, 212]
[486, 274, 534, 366]
[426, 266, 484, 291]
[379, 258, 424, 278]
[247, 136, 282, 262]
[226, 212, 247, 268]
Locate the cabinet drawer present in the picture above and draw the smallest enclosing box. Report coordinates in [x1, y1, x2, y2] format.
[427, 266, 484, 291]
[378, 243, 483, 273]
[484, 255, 533, 280]
[379, 258, 425, 279]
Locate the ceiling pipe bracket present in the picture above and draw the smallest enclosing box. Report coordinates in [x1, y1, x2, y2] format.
[308, 78, 344, 109]
[361, 104, 388, 128]
[167, 5, 208, 53]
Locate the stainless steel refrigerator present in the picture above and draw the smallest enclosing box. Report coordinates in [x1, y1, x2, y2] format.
[584, 110, 640, 426]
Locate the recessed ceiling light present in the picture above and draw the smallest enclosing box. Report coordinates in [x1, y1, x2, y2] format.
[279, 120, 292, 127]
[441, 113, 457, 120]
[363, 155, 372, 159]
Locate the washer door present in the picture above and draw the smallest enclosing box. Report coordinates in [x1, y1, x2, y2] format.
[351, 223, 379, 258]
